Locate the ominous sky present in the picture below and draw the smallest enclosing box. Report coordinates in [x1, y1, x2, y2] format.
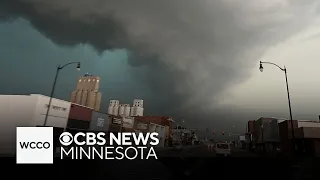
[1, 0, 320, 134]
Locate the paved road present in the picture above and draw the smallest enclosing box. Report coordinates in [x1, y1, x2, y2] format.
[156, 145, 208, 158]
[100, 146, 259, 179]
[78, 147, 260, 179]
[101, 148, 320, 180]
[12, 146, 319, 180]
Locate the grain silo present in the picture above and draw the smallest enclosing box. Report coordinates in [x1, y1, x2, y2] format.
[123, 104, 131, 117]
[118, 104, 125, 117]
[130, 99, 144, 116]
[108, 100, 119, 115]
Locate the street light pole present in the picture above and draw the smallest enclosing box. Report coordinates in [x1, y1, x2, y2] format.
[43, 62, 80, 126]
[284, 68, 294, 133]
[259, 61, 295, 154]
[43, 67, 60, 127]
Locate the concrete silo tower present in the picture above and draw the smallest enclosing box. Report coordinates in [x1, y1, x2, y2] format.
[108, 100, 119, 115]
[119, 104, 131, 117]
[130, 99, 144, 116]
[119, 104, 125, 117]
[124, 104, 131, 117]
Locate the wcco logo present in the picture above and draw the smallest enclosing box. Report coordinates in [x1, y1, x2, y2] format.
[19, 141, 51, 149]
[16, 127, 54, 164]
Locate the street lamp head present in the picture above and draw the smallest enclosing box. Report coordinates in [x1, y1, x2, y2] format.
[259, 62, 263, 72]
[76, 62, 81, 71]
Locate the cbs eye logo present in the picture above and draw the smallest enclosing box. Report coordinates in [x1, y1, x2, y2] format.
[59, 132, 73, 146]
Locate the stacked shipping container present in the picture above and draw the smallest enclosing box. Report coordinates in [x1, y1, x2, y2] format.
[133, 118, 149, 134]
[67, 103, 93, 130]
[108, 115, 122, 132]
[89, 111, 109, 132]
[134, 116, 171, 126]
[134, 116, 172, 146]
[122, 117, 134, 128]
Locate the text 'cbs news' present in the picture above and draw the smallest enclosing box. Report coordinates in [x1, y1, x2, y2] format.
[59, 131, 159, 160]
[16, 127, 160, 164]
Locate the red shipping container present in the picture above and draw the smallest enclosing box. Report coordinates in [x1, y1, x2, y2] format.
[68, 103, 93, 121]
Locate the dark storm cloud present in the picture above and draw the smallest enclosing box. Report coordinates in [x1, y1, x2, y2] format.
[0, 0, 127, 51]
[1, 0, 319, 125]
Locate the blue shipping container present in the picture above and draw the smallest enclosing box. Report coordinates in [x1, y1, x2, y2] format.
[89, 111, 109, 131]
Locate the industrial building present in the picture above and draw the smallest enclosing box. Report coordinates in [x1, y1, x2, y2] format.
[0, 92, 181, 154]
[0, 94, 112, 153]
[248, 117, 320, 157]
[279, 120, 320, 157]
[253, 117, 280, 154]
[149, 123, 166, 147]
[171, 129, 196, 146]
[0, 94, 71, 128]
[107, 115, 171, 147]
[108, 114, 137, 132]
[108, 99, 144, 117]
[70, 73, 102, 111]
[0, 94, 72, 154]
[134, 116, 172, 147]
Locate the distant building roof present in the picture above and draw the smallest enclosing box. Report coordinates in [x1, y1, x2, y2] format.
[83, 72, 93, 77]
